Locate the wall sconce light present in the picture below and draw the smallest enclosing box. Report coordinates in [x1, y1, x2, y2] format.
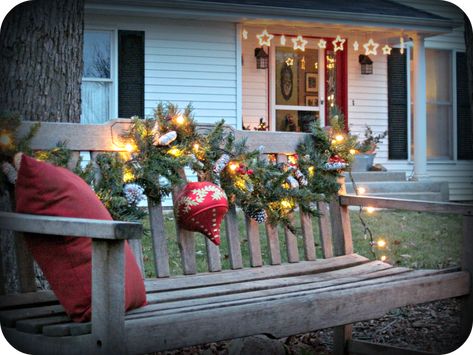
[255, 47, 269, 69]
[359, 54, 373, 75]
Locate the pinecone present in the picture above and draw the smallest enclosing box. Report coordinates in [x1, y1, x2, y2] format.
[248, 209, 267, 224]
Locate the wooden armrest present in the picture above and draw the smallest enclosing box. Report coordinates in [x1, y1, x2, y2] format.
[0, 211, 142, 240]
[339, 195, 473, 215]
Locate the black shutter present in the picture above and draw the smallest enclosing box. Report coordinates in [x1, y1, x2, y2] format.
[118, 31, 144, 118]
[387, 48, 408, 160]
[456, 52, 473, 160]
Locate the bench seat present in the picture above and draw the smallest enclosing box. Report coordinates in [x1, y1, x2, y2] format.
[1, 254, 469, 355]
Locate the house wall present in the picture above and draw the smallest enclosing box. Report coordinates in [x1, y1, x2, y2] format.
[85, 14, 239, 127]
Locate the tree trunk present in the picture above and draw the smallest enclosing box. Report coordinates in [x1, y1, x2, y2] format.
[0, 0, 84, 122]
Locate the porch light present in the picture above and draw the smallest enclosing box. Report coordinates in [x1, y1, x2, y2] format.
[255, 47, 269, 69]
[359, 55, 373, 75]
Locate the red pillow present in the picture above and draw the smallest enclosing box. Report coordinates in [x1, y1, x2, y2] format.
[15, 154, 146, 322]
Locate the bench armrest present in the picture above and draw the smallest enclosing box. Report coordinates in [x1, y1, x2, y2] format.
[339, 195, 473, 216]
[0, 211, 142, 240]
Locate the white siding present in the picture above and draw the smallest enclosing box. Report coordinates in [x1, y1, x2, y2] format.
[85, 14, 238, 126]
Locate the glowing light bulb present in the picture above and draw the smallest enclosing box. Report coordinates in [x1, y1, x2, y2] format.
[175, 114, 186, 125]
[377, 239, 387, 248]
[168, 147, 182, 157]
[380, 255, 387, 262]
[349, 149, 356, 155]
[280, 199, 293, 209]
[357, 187, 366, 194]
[193, 143, 200, 151]
[335, 134, 344, 142]
[331, 139, 337, 145]
[123, 170, 134, 183]
[0, 131, 13, 148]
[308, 166, 315, 176]
[366, 206, 375, 213]
[228, 162, 239, 172]
[125, 143, 134, 153]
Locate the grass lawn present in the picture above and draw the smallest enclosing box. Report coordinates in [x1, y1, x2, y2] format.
[140, 209, 462, 278]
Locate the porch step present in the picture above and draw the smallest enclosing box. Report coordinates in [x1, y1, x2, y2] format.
[345, 180, 449, 202]
[343, 171, 406, 182]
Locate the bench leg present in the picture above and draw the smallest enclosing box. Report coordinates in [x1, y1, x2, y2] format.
[461, 215, 473, 343]
[333, 324, 352, 355]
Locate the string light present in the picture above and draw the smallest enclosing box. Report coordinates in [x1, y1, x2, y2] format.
[380, 255, 387, 262]
[349, 149, 357, 155]
[332, 35, 346, 52]
[174, 114, 186, 126]
[377, 239, 387, 248]
[280, 34, 286, 45]
[292, 35, 308, 51]
[125, 143, 135, 153]
[168, 147, 183, 157]
[357, 187, 366, 194]
[308, 166, 315, 176]
[0, 130, 13, 150]
[366, 206, 375, 213]
[280, 198, 294, 209]
[335, 134, 344, 142]
[123, 169, 135, 183]
[256, 29, 274, 47]
[228, 162, 239, 172]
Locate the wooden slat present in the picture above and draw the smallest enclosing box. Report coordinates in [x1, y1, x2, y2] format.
[264, 222, 281, 265]
[224, 205, 243, 269]
[317, 201, 333, 258]
[147, 201, 170, 278]
[0, 290, 57, 310]
[0, 305, 65, 327]
[340, 195, 473, 215]
[0, 212, 143, 240]
[300, 212, 316, 261]
[171, 169, 197, 275]
[145, 254, 369, 292]
[461, 215, 473, 342]
[124, 272, 469, 354]
[205, 238, 222, 272]
[245, 215, 263, 267]
[284, 214, 299, 263]
[91, 239, 126, 354]
[235, 130, 310, 154]
[16, 315, 71, 334]
[348, 339, 433, 355]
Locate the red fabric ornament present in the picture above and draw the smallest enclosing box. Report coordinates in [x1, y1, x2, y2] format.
[175, 182, 228, 245]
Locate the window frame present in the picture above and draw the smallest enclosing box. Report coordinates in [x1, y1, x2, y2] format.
[81, 28, 118, 122]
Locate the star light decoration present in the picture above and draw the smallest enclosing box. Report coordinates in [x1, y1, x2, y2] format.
[285, 57, 294, 66]
[257, 29, 274, 47]
[332, 35, 346, 52]
[280, 35, 286, 45]
[318, 39, 327, 49]
[242, 29, 248, 40]
[363, 38, 379, 55]
[353, 41, 359, 51]
[292, 35, 308, 51]
[382, 44, 392, 55]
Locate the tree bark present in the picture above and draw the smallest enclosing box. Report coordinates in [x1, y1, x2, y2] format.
[0, 0, 84, 122]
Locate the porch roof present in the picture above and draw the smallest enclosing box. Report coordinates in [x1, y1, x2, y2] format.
[86, 0, 457, 35]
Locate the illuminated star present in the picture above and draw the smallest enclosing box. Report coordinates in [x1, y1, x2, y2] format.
[332, 35, 346, 52]
[242, 29, 248, 40]
[285, 57, 294, 66]
[292, 35, 308, 51]
[280, 35, 286, 45]
[382, 44, 392, 55]
[363, 38, 379, 55]
[353, 41, 359, 51]
[318, 39, 327, 49]
[256, 29, 274, 47]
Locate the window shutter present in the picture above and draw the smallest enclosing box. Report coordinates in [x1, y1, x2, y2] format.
[387, 48, 408, 160]
[456, 52, 473, 160]
[118, 31, 144, 118]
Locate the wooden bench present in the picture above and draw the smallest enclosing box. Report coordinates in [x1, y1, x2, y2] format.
[0, 120, 471, 355]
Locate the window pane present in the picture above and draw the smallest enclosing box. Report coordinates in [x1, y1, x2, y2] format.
[275, 47, 319, 106]
[84, 31, 111, 78]
[425, 49, 452, 159]
[276, 110, 319, 132]
[427, 103, 452, 159]
[81, 81, 111, 124]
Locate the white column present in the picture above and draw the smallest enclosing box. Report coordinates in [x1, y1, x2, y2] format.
[412, 34, 429, 180]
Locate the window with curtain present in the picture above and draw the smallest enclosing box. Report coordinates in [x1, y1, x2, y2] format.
[81, 30, 113, 124]
[425, 48, 453, 160]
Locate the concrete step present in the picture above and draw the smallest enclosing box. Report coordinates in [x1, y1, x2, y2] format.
[343, 171, 406, 182]
[347, 191, 446, 202]
[345, 181, 448, 194]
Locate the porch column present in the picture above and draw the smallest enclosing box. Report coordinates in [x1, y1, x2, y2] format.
[412, 34, 429, 180]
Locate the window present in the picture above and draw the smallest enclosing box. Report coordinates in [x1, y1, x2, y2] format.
[81, 30, 114, 124]
[426, 49, 453, 160]
[273, 46, 323, 132]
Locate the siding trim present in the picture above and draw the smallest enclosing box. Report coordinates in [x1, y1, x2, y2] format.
[236, 23, 243, 130]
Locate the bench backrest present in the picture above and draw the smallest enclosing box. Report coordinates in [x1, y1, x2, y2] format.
[3, 120, 350, 289]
